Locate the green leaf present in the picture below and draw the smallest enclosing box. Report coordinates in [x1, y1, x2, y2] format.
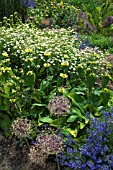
[89, 92, 100, 102]
[86, 73, 97, 89]
[31, 103, 46, 109]
[94, 106, 103, 116]
[100, 89, 110, 106]
[67, 128, 78, 137]
[78, 121, 86, 129]
[102, 75, 110, 88]
[70, 93, 85, 103]
[67, 115, 78, 122]
[50, 119, 59, 127]
[67, 93, 84, 113]
[71, 107, 85, 119]
[57, 76, 62, 87]
[32, 90, 41, 103]
[24, 73, 36, 87]
[4, 85, 10, 97]
[40, 80, 48, 91]
[39, 117, 53, 123]
[0, 92, 9, 98]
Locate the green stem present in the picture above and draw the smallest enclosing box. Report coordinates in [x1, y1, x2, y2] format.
[56, 153, 60, 170]
[24, 137, 29, 147]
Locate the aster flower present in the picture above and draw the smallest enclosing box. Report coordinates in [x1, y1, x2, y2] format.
[48, 96, 71, 116]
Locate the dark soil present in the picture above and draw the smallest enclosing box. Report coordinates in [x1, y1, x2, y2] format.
[0, 129, 57, 170]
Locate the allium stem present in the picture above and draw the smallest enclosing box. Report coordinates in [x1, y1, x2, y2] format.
[24, 137, 29, 147]
[56, 153, 60, 170]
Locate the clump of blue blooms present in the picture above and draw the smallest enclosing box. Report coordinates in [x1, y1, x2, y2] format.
[58, 108, 113, 170]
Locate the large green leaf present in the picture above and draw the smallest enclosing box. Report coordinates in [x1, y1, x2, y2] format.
[100, 89, 110, 106]
[67, 128, 78, 137]
[24, 73, 36, 87]
[102, 75, 110, 88]
[31, 90, 41, 103]
[86, 73, 97, 90]
[4, 84, 11, 98]
[39, 117, 53, 123]
[67, 93, 84, 113]
[78, 121, 86, 129]
[67, 115, 78, 122]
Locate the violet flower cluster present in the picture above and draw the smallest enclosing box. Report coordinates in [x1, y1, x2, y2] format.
[10, 118, 32, 139]
[58, 109, 113, 170]
[29, 125, 64, 167]
[48, 96, 71, 116]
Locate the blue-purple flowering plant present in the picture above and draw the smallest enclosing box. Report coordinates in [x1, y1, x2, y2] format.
[58, 109, 113, 170]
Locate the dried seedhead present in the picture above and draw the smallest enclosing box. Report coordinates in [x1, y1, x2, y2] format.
[77, 11, 88, 22]
[28, 133, 64, 166]
[48, 96, 71, 116]
[10, 118, 31, 138]
[102, 16, 113, 28]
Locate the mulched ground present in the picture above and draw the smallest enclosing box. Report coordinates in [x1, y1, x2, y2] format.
[0, 129, 57, 170]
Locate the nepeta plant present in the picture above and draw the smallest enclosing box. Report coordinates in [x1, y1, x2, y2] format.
[58, 109, 113, 170]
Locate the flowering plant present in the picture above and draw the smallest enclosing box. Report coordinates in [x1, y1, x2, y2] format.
[58, 109, 113, 170]
[0, 24, 113, 137]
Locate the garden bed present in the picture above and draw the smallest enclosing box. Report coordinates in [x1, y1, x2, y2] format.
[0, 129, 57, 170]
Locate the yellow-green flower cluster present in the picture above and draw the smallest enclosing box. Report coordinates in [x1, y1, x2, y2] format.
[25, 47, 32, 53]
[61, 61, 69, 66]
[43, 63, 51, 67]
[2, 52, 8, 57]
[44, 51, 51, 56]
[60, 73, 68, 78]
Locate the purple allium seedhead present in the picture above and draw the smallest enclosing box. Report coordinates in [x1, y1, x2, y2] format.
[29, 133, 64, 166]
[28, 144, 46, 166]
[10, 118, 31, 138]
[36, 133, 64, 155]
[48, 96, 71, 116]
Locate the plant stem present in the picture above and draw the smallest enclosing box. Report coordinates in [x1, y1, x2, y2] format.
[56, 153, 60, 170]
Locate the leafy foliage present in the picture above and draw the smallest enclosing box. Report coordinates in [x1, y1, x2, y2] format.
[0, 0, 29, 22]
[0, 24, 113, 137]
[58, 109, 113, 170]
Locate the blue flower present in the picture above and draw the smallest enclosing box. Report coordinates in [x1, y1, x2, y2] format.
[97, 157, 102, 164]
[86, 160, 94, 169]
[58, 109, 113, 170]
[67, 147, 73, 154]
[69, 160, 76, 169]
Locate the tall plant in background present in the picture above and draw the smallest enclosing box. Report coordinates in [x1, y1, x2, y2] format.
[0, 0, 29, 22]
[32, 0, 79, 28]
[82, 0, 113, 33]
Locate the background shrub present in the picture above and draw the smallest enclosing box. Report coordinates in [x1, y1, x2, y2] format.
[0, 0, 29, 22]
